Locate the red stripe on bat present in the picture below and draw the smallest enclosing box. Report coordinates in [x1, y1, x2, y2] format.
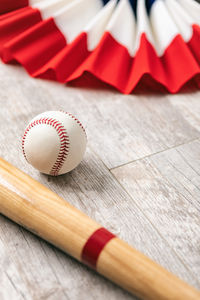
[81, 228, 115, 269]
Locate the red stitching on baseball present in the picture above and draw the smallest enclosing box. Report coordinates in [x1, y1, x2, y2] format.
[60, 111, 87, 137]
[22, 117, 69, 176]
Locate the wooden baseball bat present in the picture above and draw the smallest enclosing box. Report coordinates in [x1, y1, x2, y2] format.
[0, 157, 199, 300]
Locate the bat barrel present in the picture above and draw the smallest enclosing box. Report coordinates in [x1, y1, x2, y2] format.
[0, 157, 199, 300]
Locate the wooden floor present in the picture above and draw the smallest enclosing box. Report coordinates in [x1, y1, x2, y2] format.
[0, 61, 200, 299]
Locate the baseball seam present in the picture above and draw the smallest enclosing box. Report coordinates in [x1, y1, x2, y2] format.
[60, 111, 87, 137]
[22, 117, 69, 176]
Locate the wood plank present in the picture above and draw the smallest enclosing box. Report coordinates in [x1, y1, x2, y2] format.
[1, 62, 200, 170]
[112, 139, 200, 284]
[46, 86, 200, 169]
[0, 62, 200, 298]
[0, 146, 199, 299]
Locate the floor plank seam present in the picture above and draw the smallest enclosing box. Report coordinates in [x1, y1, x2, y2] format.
[110, 137, 200, 171]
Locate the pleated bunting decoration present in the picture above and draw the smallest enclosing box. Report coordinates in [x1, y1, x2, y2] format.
[0, 0, 200, 93]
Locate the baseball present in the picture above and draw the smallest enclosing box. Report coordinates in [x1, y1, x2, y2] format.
[22, 111, 87, 176]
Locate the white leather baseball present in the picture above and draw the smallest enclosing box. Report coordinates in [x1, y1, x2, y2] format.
[22, 111, 87, 176]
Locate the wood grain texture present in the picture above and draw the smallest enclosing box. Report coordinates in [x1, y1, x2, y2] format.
[1, 158, 199, 300]
[1, 63, 200, 170]
[112, 139, 200, 283]
[39, 87, 200, 169]
[0, 61, 200, 299]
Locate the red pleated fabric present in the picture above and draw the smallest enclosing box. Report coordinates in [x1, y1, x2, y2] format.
[0, 0, 28, 15]
[0, 2, 200, 93]
[0, 7, 42, 56]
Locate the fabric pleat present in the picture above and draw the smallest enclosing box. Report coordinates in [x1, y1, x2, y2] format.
[0, 0, 199, 93]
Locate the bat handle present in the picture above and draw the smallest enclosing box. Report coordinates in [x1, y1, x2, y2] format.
[97, 238, 200, 300]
